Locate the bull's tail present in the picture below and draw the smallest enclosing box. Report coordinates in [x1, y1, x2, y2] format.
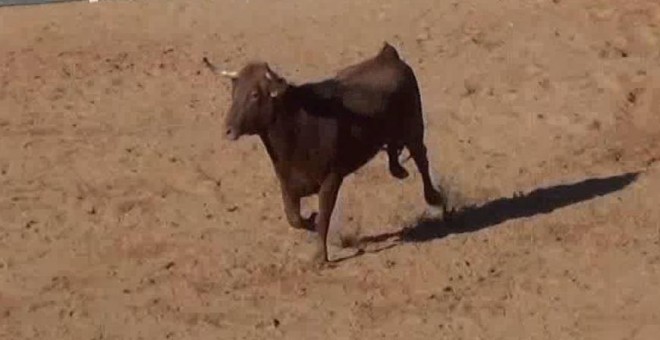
[202, 57, 218, 74]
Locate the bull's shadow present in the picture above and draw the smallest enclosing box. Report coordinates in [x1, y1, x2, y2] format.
[358, 171, 640, 245]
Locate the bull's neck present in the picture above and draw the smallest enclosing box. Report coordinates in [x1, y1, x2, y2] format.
[258, 85, 304, 167]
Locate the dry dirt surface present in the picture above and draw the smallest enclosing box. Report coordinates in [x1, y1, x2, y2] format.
[1, 0, 660, 339]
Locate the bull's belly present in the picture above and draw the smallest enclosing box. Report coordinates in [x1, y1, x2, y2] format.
[275, 132, 385, 197]
[336, 146, 382, 176]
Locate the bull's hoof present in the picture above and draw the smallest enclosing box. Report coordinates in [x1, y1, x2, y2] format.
[314, 260, 337, 270]
[424, 189, 447, 208]
[310, 248, 333, 269]
[443, 207, 457, 221]
[389, 164, 409, 179]
[293, 213, 317, 232]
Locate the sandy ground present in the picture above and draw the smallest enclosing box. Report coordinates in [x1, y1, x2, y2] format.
[1, 0, 660, 339]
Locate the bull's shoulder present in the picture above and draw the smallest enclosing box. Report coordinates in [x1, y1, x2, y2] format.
[293, 78, 389, 119]
[297, 79, 340, 101]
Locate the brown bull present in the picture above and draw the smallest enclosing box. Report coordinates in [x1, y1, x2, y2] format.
[205, 42, 448, 263]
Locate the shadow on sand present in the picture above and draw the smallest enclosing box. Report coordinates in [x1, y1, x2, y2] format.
[357, 171, 640, 246]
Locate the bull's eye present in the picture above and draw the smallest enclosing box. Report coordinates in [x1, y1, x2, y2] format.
[250, 91, 259, 100]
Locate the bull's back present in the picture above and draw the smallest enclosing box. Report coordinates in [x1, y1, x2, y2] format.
[335, 47, 408, 95]
[333, 44, 419, 120]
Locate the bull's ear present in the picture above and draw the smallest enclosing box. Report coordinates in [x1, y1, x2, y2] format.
[265, 69, 288, 98]
[269, 81, 288, 98]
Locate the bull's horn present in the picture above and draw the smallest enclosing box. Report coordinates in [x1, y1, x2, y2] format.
[220, 70, 238, 79]
[202, 57, 218, 73]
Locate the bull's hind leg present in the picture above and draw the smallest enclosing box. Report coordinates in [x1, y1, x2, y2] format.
[387, 143, 409, 179]
[406, 138, 448, 211]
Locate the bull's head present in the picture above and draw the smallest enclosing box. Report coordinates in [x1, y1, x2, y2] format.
[205, 58, 289, 141]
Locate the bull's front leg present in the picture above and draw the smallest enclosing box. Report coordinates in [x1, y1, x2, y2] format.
[314, 173, 343, 264]
[280, 182, 315, 231]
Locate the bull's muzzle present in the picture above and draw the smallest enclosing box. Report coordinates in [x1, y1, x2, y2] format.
[224, 126, 240, 141]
